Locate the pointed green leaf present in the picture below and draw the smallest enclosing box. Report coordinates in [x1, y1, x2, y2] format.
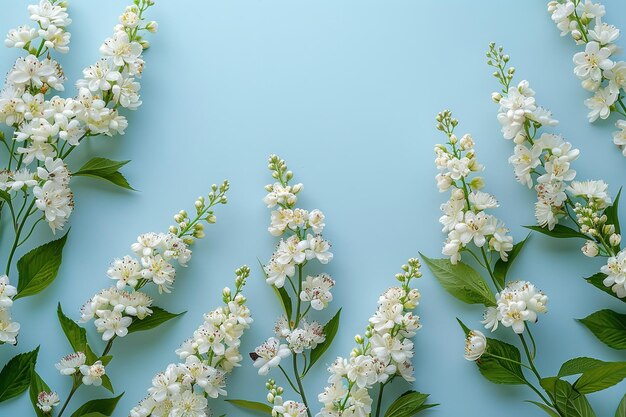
[57, 303, 88, 353]
[476, 337, 526, 385]
[421, 254, 496, 306]
[604, 188, 622, 236]
[558, 357, 606, 377]
[74, 158, 133, 190]
[579, 309, 626, 350]
[585, 273, 625, 302]
[29, 371, 50, 417]
[384, 391, 437, 417]
[307, 308, 341, 373]
[226, 399, 272, 415]
[524, 224, 589, 240]
[494, 234, 529, 287]
[69, 394, 123, 417]
[127, 306, 185, 334]
[574, 362, 626, 394]
[258, 258, 292, 320]
[0, 347, 39, 402]
[15, 232, 69, 300]
[100, 375, 114, 394]
[456, 318, 471, 336]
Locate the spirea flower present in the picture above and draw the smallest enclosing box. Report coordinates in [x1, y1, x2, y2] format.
[79, 360, 106, 386]
[464, 330, 487, 361]
[36, 391, 60, 413]
[55, 351, 86, 375]
[253, 337, 291, 376]
[482, 281, 548, 334]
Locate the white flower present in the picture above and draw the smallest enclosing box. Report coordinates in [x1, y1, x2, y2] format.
[99, 30, 143, 67]
[107, 255, 141, 289]
[305, 234, 333, 264]
[36, 157, 70, 185]
[573, 41, 614, 85]
[38, 24, 70, 53]
[469, 191, 498, 210]
[275, 235, 307, 265]
[582, 240, 599, 257]
[300, 273, 334, 310]
[36, 391, 60, 413]
[252, 337, 291, 375]
[370, 332, 414, 364]
[7, 168, 37, 190]
[171, 390, 208, 417]
[8, 55, 55, 88]
[0, 275, 16, 308]
[140, 255, 176, 293]
[5, 25, 38, 48]
[308, 209, 326, 234]
[439, 198, 465, 232]
[489, 223, 513, 261]
[464, 330, 487, 361]
[131, 232, 164, 256]
[481, 307, 500, 332]
[601, 250, 626, 298]
[614, 120, 626, 153]
[273, 397, 308, 417]
[33, 180, 73, 231]
[454, 211, 495, 247]
[28, 0, 71, 29]
[94, 309, 132, 341]
[489, 281, 549, 334]
[0, 310, 19, 345]
[269, 208, 292, 236]
[589, 22, 620, 46]
[81, 58, 121, 92]
[606, 61, 626, 93]
[585, 87, 618, 122]
[509, 144, 541, 188]
[149, 364, 181, 402]
[568, 180, 611, 207]
[497, 82, 537, 139]
[264, 259, 295, 288]
[347, 355, 378, 389]
[55, 352, 86, 375]
[79, 360, 106, 386]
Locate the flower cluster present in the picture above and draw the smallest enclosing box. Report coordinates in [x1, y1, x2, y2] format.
[80, 182, 229, 341]
[267, 380, 308, 417]
[256, 155, 334, 378]
[547, 0, 626, 154]
[0, 275, 19, 345]
[0, 0, 156, 231]
[482, 281, 549, 334]
[489, 45, 626, 298]
[317, 259, 422, 417]
[434, 110, 513, 264]
[130, 266, 252, 417]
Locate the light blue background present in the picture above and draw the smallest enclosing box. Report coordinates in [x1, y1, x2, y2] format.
[1, 1, 626, 416]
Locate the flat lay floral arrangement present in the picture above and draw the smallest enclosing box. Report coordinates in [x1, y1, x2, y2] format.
[0, 1, 625, 417]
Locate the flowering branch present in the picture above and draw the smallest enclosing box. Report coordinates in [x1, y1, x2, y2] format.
[425, 110, 626, 416]
[547, 0, 626, 155]
[488, 43, 626, 352]
[0, 0, 158, 349]
[317, 258, 435, 417]
[130, 265, 253, 417]
[0, 182, 229, 415]
[228, 155, 338, 417]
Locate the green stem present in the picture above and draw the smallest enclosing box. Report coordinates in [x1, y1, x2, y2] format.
[57, 382, 79, 417]
[278, 364, 300, 395]
[483, 352, 533, 371]
[5, 200, 36, 275]
[518, 333, 553, 408]
[294, 265, 303, 328]
[102, 336, 116, 356]
[292, 354, 312, 417]
[480, 246, 502, 292]
[374, 381, 387, 417]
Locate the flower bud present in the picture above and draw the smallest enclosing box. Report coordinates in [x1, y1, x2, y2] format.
[581, 240, 599, 257]
[354, 334, 364, 344]
[452, 188, 465, 200]
[469, 177, 485, 190]
[610, 233, 621, 247]
[206, 214, 217, 224]
[449, 134, 458, 145]
[291, 183, 303, 194]
[146, 21, 159, 33]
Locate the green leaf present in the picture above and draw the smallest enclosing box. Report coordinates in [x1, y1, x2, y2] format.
[384, 391, 437, 417]
[226, 399, 272, 415]
[74, 157, 133, 190]
[558, 357, 606, 377]
[524, 224, 589, 240]
[127, 307, 185, 334]
[553, 380, 596, 417]
[585, 273, 625, 302]
[0, 190, 10, 203]
[476, 337, 526, 385]
[0, 347, 40, 402]
[307, 309, 341, 374]
[100, 375, 114, 394]
[99, 355, 113, 367]
[57, 303, 88, 353]
[69, 394, 123, 417]
[29, 371, 50, 417]
[616, 394, 626, 417]
[526, 400, 560, 417]
[421, 254, 496, 307]
[579, 309, 626, 350]
[540, 376, 559, 393]
[574, 362, 626, 394]
[456, 318, 471, 336]
[604, 188, 622, 236]
[15, 232, 69, 300]
[493, 234, 529, 287]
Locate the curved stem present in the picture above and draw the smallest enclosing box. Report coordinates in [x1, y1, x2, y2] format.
[480, 246, 502, 292]
[483, 352, 533, 371]
[518, 333, 553, 408]
[101, 336, 116, 357]
[374, 380, 388, 417]
[278, 364, 300, 395]
[292, 354, 312, 417]
[5, 200, 37, 275]
[57, 382, 79, 417]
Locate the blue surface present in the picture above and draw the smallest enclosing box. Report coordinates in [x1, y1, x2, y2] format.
[1, 0, 626, 416]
